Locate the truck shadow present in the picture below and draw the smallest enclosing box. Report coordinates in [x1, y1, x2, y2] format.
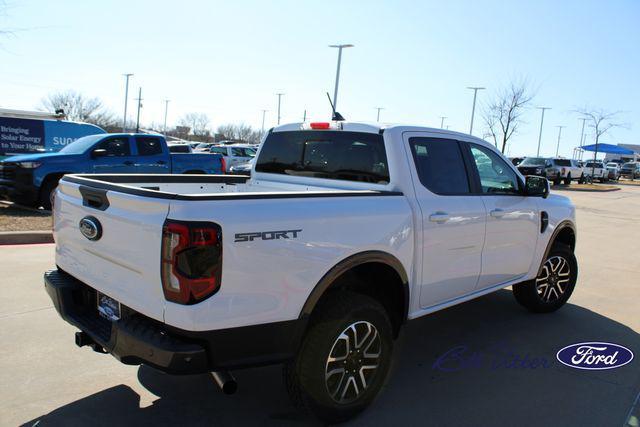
[23, 290, 640, 427]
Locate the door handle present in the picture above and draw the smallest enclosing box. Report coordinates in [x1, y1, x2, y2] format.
[490, 208, 505, 218]
[429, 212, 450, 223]
[123, 161, 134, 166]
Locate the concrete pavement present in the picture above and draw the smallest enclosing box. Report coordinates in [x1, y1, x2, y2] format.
[1, 186, 639, 426]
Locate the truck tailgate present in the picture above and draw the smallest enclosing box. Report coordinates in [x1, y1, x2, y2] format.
[53, 179, 170, 322]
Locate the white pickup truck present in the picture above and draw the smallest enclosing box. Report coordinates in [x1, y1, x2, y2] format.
[45, 121, 578, 423]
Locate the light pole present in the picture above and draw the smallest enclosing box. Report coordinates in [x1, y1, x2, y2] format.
[260, 109, 268, 134]
[134, 87, 143, 133]
[536, 106, 551, 156]
[375, 107, 384, 122]
[276, 93, 284, 125]
[329, 44, 354, 112]
[555, 125, 565, 157]
[578, 117, 587, 148]
[122, 73, 133, 132]
[467, 86, 485, 135]
[163, 99, 170, 135]
[439, 116, 447, 128]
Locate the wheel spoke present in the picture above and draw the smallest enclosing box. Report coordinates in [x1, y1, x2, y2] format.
[325, 320, 382, 404]
[535, 255, 572, 303]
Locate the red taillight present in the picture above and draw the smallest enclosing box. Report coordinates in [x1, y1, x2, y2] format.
[310, 122, 331, 129]
[220, 157, 226, 174]
[161, 220, 222, 304]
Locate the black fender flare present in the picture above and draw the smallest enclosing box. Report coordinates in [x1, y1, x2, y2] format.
[537, 220, 576, 276]
[299, 250, 410, 322]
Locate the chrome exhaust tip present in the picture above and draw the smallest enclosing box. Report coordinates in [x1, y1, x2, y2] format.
[211, 371, 237, 395]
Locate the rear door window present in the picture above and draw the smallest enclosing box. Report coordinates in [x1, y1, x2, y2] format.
[136, 137, 163, 156]
[408, 137, 470, 195]
[255, 131, 389, 184]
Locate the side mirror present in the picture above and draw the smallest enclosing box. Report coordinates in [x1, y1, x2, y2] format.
[91, 148, 107, 158]
[524, 175, 550, 198]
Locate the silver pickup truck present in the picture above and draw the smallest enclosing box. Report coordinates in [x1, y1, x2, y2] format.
[45, 121, 578, 423]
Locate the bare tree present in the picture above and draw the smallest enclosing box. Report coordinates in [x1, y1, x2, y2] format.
[39, 90, 116, 128]
[179, 112, 211, 140]
[216, 123, 261, 144]
[576, 108, 625, 177]
[482, 80, 534, 153]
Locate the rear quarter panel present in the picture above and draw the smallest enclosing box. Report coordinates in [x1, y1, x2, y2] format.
[164, 194, 414, 331]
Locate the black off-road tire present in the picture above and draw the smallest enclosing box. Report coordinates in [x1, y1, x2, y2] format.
[564, 173, 571, 185]
[284, 291, 393, 424]
[38, 178, 59, 210]
[513, 244, 577, 313]
[553, 176, 562, 186]
[578, 174, 585, 184]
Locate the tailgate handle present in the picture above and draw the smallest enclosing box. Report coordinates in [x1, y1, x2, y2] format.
[79, 186, 110, 211]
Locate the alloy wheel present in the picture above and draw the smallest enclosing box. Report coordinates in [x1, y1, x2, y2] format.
[536, 255, 571, 302]
[324, 321, 382, 404]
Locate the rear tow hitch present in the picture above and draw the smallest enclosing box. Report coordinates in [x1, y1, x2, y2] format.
[75, 331, 107, 353]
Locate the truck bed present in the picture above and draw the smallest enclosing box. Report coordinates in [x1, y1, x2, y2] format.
[61, 173, 403, 200]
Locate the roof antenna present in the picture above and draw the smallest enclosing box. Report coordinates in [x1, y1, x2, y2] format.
[326, 92, 345, 121]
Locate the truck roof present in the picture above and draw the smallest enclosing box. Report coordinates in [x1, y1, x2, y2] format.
[271, 121, 484, 142]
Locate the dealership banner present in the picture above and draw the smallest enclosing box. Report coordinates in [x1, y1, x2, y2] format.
[0, 117, 105, 155]
[0, 117, 45, 153]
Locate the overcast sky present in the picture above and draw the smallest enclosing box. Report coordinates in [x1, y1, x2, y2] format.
[1, 0, 638, 157]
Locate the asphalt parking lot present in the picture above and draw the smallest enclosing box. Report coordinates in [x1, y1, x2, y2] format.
[1, 186, 639, 427]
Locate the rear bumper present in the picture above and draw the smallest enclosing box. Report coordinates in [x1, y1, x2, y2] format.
[44, 269, 305, 374]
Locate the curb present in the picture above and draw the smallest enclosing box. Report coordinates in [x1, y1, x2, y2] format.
[552, 186, 620, 193]
[0, 231, 54, 245]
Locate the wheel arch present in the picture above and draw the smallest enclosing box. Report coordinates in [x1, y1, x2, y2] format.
[537, 220, 576, 275]
[299, 251, 410, 337]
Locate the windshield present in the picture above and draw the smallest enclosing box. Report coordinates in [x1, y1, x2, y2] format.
[520, 157, 547, 166]
[585, 162, 602, 168]
[622, 163, 636, 169]
[58, 134, 106, 154]
[255, 131, 389, 184]
[552, 159, 571, 166]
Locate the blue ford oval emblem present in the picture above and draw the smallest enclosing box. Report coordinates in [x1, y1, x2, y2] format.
[556, 342, 634, 370]
[79, 216, 102, 241]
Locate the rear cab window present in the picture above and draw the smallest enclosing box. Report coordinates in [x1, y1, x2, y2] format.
[255, 131, 390, 184]
[552, 159, 572, 167]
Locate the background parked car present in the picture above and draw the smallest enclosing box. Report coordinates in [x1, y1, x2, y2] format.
[229, 158, 254, 175]
[194, 142, 215, 152]
[620, 162, 640, 179]
[545, 158, 584, 185]
[509, 157, 524, 166]
[516, 157, 547, 177]
[209, 144, 257, 172]
[584, 161, 608, 182]
[606, 162, 620, 181]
